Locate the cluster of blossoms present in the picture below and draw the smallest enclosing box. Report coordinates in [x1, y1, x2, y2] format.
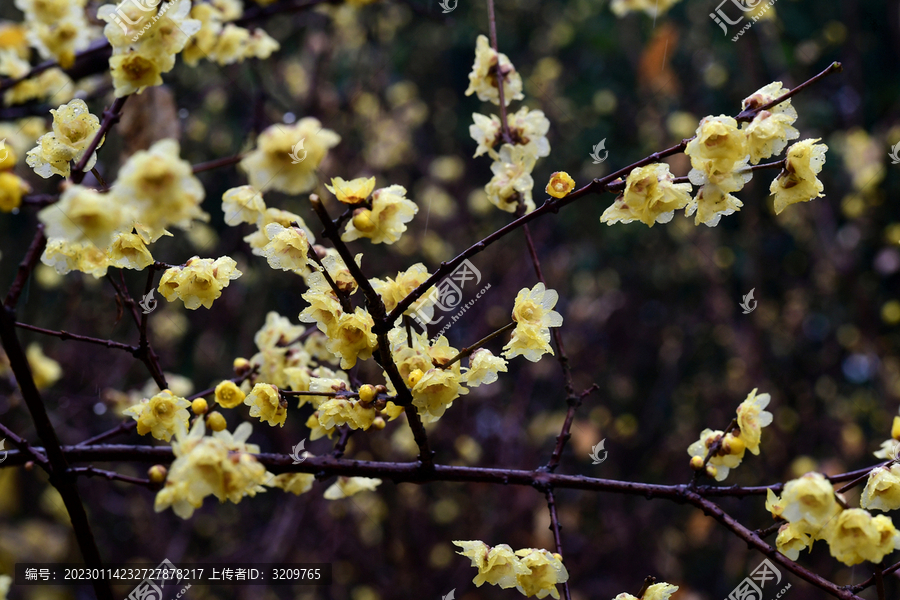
[0, 46, 73, 106]
[14, 0, 94, 68]
[612, 582, 679, 600]
[466, 35, 551, 213]
[602, 82, 827, 228]
[766, 472, 900, 566]
[182, 0, 279, 66]
[454, 541, 569, 599]
[687, 389, 772, 481]
[328, 177, 419, 245]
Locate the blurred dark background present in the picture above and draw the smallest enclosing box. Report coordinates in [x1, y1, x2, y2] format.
[1, 0, 900, 598]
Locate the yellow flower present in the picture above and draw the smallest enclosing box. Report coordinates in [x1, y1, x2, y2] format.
[40, 238, 110, 278]
[545, 172, 575, 199]
[826, 509, 900, 566]
[157, 256, 242, 310]
[514, 548, 569, 599]
[463, 349, 507, 387]
[774, 472, 841, 532]
[454, 541, 530, 589]
[269, 473, 315, 495]
[325, 308, 377, 369]
[503, 283, 563, 362]
[26, 343, 61, 389]
[214, 380, 246, 409]
[642, 582, 679, 600]
[114, 139, 208, 239]
[108, 51, 165, 97]
[26, 99, 101, 179]
[0, 573, 10, 599]
[306, 411, 336, 440]
[38, 185, 124, 248]
[244, 383, 287, 427]
[735, 388, 773, 455]
[323, 476, 381, 499]
[486, 144, 536, 213]
[685, 115, 752, 227]
[775, 522, 813, 560]
[470, 113, 503, 158]
[770, 139, 827, 215]
[211, 24, 250, 64]
[601, 163, 693, 227]
[325, 176, 376, 204]
[222, 185, 266, 226]
[370, 263, 434, 318]
[0, 172, 30, 212]
[154, 419, 271, 519]
[687, 428, 744, 482]
[240, 119, 341, 194]
[244, 207, 315, 256]
[741, 82, 799, 164]
[861, 464, 900, 512]
[123, 390, 191, 442]
[316, 398, 376, 431]
[299, 274, 344, 336]
[893, 415, 900, 441]
[507, 107, 551, 158]
[106, 233, 154, 270]
[261, 223, 311, 273]
[465, 35, 524, 107]
[341, 184, 417, 245]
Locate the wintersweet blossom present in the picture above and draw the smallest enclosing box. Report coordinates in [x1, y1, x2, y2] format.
[325, 308, 377, 369]
[41, 239, 110, 278]
[326, 176, 376, 204]
[453, 541, 529, 589]
[244, 383, 287, 427]
[465, 35, 524, 107]
[316, 398, 376, 431]
[240, 119, 341, 194]
[735, 388, 773, 455]
[860, 464, 900, 512]
[371, 263, 435, 320]
[768, 472, 841, 532]
[503, 283, 563, 362]
[684, 115, 752, 227]
[323, 476, 381, 499]
[741, 82, 799, 164]
[26, 343, 61, 389]
[154, 420, 271, 519]
[106, 233, 154, 270]
[222, 186, 266, 226]
[113, 139, 208, 239]
[546, 172, 575, 199]
[0, 172, 30, 212]
[485, 144, 536, 213]
[26, 99, 101, 179]
[244, 207, 315, 256]
[261, 223, 311, 273]
[825, 509, 900, 566]
[463, 349, 508, 387]
[214, 380, 246, 409]
[687, 428, 745, 481]
[341, 184, 417, 244]
[38, 185, 124, 249]
[610, 0, 681, 17]
[775, 523, 813, 560]
[270, 473, 315, 496]
[123, 390, 191, 442]
[514, 548, 569, 599]
[769, 139, 828, 214]
[157, 256, 242, 310]
[600, 163, 692, 227]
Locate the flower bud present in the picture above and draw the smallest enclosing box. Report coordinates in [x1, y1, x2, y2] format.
[206, 411, 227, 432]
[358, 384, 377, 404]
[148, 465, 168, 483]
[191, 398, 208, 415]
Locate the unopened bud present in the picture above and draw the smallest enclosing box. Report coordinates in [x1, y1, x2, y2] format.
[372, 416, 386, 430]
[207, 411, 227, 431]
[148, 465, 168, 483]
[358, 384, 377, 404]
[191, 398, 208, 415]
[690, 456, 705, 471]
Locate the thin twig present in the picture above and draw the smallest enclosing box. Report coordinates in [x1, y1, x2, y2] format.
[71, 96, 129, 185]
[439, 322, 515, 369]
[15, 322, 138, 353]
[4, 226, 46, 309]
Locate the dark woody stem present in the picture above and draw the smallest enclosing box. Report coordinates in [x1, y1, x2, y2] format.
[439, 322, 515, 369]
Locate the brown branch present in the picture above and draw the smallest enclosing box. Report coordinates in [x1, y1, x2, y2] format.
[192, 154, 245, 174]
[22, 194, 59, 208]
[76, 420, 137, 447]
[332, 426, 353, 459]
[872, 562, 886, 600]
[71, 466, 158, 489]
[0, 305, 112, 600]
[15, 322, 138, 353]
[486, 0, 512, 144]
[736, 62, 843, 123]
[543, 488, 572, 600]
[0, 421, 50, 472]
[106, 272, 167, 390]
[4, 226, 46, 309]
[439, 322, 515, 369]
